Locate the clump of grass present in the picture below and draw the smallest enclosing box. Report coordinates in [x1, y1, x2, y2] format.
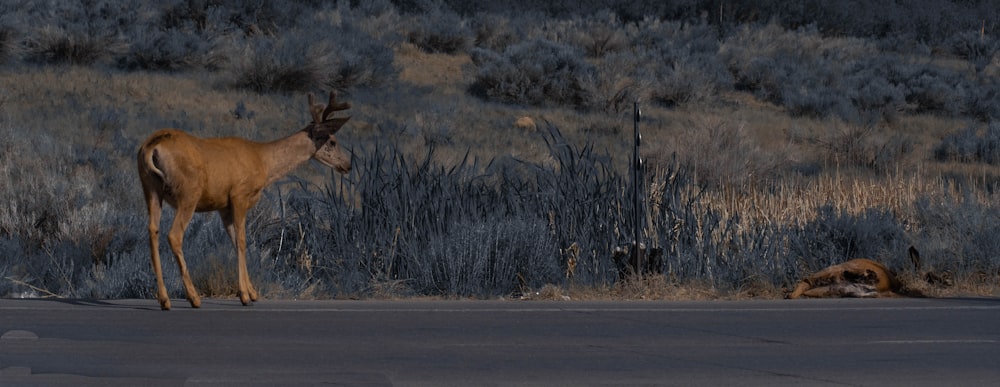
[561, 10, 628, 58]
[470, 13, 527, 52]
[668, 118, 785, 190]
[228, 32, 330, 93]
[470, 39, 596, 109]
[226, 24, 396, 93]
[0, 25, 17, 64]
[118, 26, 225, 72]
[23, 25, 126, 66]
[934, 122, 1000, 165]
[789, 120, 915, 174]
[406, 8, 470, 54]
[14, 1, 139, 66]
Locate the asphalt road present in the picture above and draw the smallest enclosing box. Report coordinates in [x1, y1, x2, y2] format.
[1, 297, 998, 386]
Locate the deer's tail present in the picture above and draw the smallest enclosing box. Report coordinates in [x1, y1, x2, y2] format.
[137, 131, 174, 181]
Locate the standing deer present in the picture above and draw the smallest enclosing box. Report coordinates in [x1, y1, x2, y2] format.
[137, 92, 351, 310]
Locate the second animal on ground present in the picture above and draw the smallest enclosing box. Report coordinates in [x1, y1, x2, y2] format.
[787, 246, 952, 299]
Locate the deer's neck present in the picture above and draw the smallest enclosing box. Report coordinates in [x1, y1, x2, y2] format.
[261, 131, 316, 185]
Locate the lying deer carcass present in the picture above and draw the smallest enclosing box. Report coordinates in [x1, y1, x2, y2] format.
[787, 258, 901, 299]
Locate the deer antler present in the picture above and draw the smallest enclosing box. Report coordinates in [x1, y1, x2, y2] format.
[308, 91, 351, 123]
[322, 91, 350, 121]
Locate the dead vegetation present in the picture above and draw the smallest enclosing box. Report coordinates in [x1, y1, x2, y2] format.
[1, 2, 999, 301]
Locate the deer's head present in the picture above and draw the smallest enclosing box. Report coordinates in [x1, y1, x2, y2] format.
[306, 91, 352, 173]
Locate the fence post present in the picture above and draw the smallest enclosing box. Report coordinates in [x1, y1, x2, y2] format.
[632, 101, 643, 275]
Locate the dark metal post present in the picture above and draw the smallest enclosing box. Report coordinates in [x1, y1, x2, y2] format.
[632, 101, 643, 275]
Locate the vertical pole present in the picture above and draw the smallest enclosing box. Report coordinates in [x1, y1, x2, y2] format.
[633, 101, 643, 275]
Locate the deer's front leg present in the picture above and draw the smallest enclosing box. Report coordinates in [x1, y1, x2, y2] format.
[222, 208, 257, 306]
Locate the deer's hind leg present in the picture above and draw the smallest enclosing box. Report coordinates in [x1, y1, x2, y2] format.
[167, 201, 202, 308]
[143, 189, 172, 310]
[787, 266, 847, 299]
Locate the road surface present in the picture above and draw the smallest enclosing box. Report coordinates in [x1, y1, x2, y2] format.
[2, 297, 999, 386]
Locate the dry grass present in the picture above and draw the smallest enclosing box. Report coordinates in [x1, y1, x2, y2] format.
[3, 39, 998, 301]
[0, 66, 299, 143]
[396, 43, 472, 94]
[192, 255, 239, 298]
[701, 171, 952, 228]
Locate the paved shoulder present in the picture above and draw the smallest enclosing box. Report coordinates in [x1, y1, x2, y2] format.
[2, 298, 999, 386]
